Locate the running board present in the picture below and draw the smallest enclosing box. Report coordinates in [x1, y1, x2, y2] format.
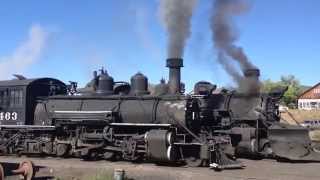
[110, 123, 172, 127]
[0, 125, 55, 130]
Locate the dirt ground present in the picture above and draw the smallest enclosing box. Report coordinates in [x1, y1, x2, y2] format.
[2, 156, 320, 180]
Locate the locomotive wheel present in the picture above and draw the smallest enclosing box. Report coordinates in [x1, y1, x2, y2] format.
[185, 156, 203, 167]
[183, 146, 203, 167]
[0, 164, 4, 180]
[81, 149, 99, 161]
[12, 160, 35, 180]
[104, 151, 116, 160]
[88, 150, 99, 160]
[56, 144, 70, 157]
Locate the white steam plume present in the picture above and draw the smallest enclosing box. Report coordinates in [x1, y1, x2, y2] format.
[0, 24, 49, 79]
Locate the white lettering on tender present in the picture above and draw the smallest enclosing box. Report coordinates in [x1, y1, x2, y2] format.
[11, 112, 18, 120]
[5, 112, 10, 120]
[0, 112, 18, 121]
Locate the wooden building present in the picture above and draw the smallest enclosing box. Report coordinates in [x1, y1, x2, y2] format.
[298, 83, 320, 110]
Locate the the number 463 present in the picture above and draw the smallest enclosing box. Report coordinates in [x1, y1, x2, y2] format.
[0, 112, 18, 121]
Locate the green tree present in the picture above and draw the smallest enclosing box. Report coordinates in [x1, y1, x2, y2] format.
[261, 79, 282, 93]
[262, 75, 304, 108]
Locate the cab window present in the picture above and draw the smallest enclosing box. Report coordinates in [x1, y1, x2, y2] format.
[9, 88, 23, 107]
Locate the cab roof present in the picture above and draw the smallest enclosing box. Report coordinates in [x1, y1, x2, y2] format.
[0, 78, 65, 87]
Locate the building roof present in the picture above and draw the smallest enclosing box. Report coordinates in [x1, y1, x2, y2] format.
[298, 82, 320, 99]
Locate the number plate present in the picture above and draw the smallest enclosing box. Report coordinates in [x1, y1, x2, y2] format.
[0, 112, 18, 121]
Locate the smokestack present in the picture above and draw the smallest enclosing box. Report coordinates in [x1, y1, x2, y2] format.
[158, 0, 196, 95]
[244, 68, 260, 79]
[93, 70, 98, 79]
[166, 58, 183, 94]
[240, 68, 261, 94]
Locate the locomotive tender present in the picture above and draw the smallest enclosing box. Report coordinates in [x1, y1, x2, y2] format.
[0, 58, 242, 169]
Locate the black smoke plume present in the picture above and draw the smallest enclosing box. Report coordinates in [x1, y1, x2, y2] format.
[159, 0, 198, 58]
[210, 0, 261, 94]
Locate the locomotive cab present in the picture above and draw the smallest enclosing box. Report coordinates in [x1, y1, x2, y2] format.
[0, 78, 66, 125]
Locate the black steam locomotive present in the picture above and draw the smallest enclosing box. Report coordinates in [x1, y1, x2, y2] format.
[1, 58, 319, 169]
[0, 58, 242, 169]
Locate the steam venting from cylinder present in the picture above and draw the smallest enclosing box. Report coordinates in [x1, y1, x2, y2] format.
[210, 0, 261, 94]
[159, 0, 197, 94]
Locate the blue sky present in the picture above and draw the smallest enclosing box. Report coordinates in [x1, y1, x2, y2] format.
[0, 0, 319, 91]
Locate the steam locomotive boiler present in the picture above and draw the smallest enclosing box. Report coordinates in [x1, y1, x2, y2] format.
[0, 58, 241, 169]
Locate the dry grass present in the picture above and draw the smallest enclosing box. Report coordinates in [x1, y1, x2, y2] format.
[281, 109, 320, 125]
[280, 109, 320, 141]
